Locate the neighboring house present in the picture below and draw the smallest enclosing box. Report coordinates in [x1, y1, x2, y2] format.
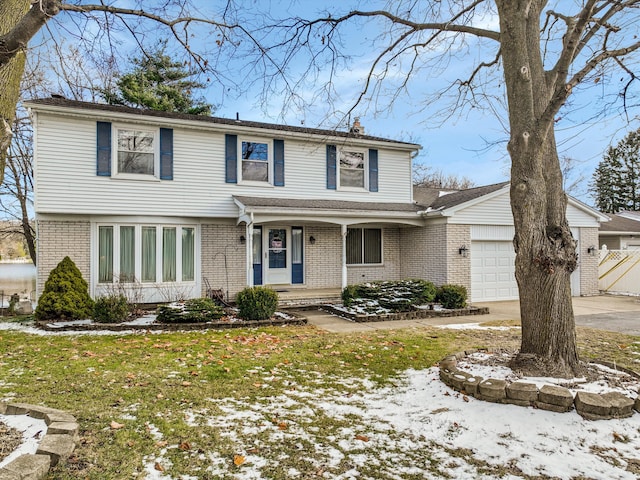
[413, 183, 607, 302]
[598, 213, 640, 250]
[26, 98, 607, 304]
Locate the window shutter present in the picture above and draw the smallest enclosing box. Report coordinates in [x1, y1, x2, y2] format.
[274, 139, 285, 186]
[159, 128, 173, 180]
[96, 121, 111, 176]
[225, 134, 238, 183]
[326, 144, 337, 190]
[368, 149, 378, 192]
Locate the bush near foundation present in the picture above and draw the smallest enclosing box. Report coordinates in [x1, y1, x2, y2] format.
[236, 287, 279, 320]
[436, 284, 467, 309]
[93, 294, 130, 323]
[341, 279, 437, 311]
[156, 298, 225, 323]
[35, 256, 94, 321]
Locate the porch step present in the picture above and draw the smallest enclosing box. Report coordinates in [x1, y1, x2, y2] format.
[274, 288, 342, 309]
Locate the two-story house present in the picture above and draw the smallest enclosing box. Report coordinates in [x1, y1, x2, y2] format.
[26, 97, 606, 304]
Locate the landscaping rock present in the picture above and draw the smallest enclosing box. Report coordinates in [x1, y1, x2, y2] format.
[47, 421, 79, 437]
[1, 454, 50, 480]
[575, 391, 611, 420]
[635, 396, 640, 413]
[0, 402, 6, 415]
[463, 376, 483, 396]
[602, 392, 635, 418]
[36, 434, 75, 466]
[535, 401, 573, 413]
[439, 366, 455, 384]
[44, 412, 77, 426]
[439, 356, 457, 369]
[477, 379, 507, 403]
[450, 371, 472, 391]
[506, 382, 538, 405]
[538, 385, 573, 408]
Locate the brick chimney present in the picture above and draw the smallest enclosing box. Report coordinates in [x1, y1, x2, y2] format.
[350, 117, 364, 135]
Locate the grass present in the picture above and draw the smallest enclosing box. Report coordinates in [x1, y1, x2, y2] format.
[0, 320, 639, 479]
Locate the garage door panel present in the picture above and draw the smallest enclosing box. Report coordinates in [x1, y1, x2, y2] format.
[471, 241, 518, 302]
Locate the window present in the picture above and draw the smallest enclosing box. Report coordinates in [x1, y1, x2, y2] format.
[97, 224, 197, 284]
[339, 149, 366, 188]
[117, 129, 156, 175]
[346, 228, 382, 265]
[241, 140, 269, 182]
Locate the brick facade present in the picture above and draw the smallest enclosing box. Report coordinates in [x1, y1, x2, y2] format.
[200, 224, 247, 300]
[578, 227, 600, 296]
[445, 224, 472, 294]
[36, 220, 91, 297]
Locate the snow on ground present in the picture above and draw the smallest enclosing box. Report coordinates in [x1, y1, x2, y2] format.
[141, 366, 640, 480]
[0, 414, 47, 468]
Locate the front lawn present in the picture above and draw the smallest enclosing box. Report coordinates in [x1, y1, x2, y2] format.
[0, 322, 639, 479]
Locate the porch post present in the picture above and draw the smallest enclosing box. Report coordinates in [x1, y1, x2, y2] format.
[246, 223, 254, 287]
[341, 224, 348, 289]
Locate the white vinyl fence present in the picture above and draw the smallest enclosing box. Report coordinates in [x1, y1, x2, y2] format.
[599, 249, 640, 295]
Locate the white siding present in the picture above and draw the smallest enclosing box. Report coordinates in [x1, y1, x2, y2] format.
[34, 112, 414, 217]
[451, 189, 600, 228]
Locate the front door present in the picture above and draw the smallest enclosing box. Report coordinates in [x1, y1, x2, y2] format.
[264, 227, 290, 285]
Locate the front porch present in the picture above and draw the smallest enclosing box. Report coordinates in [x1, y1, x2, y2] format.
[273, 287, 342, 308]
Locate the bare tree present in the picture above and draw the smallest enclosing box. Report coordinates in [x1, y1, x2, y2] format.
[0, 1, 268, 187]
[413, 164, 476, 190]
[240, 2, 638, 377]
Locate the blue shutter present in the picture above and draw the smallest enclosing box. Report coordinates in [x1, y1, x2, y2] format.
[159, 128, 173, 180]
[326, 144, 337, 190]
[225, 134, 238, 183]
[368, 149, 378, 192]
[96, 122, 111, 176]
[274, 139, 285, 186]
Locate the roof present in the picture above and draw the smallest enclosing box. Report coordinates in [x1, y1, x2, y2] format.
[599, 214, 640, 233]
[24, 97, 419, 148]
[414, 182, 509, 210]
[233, 196, 422, 213]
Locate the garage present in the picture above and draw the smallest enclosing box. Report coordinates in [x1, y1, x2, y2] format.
[471, 241, 519, 302]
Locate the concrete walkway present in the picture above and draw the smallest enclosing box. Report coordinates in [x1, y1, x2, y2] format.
[301, 295, 640, 335]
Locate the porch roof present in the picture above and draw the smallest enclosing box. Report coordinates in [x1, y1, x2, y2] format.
[233, 195, 424, 226]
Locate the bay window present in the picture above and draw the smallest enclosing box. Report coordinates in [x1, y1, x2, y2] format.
[97, 224, 197, 284]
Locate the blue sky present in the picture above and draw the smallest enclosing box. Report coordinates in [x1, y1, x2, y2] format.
[42, 1, 640, 205]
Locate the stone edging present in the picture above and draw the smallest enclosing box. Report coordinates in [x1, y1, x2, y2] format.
[0, 402, 78, 479]
[439, 351, 640, 420]
[322, 305, 489, 323]
[34, 314, 307, 332]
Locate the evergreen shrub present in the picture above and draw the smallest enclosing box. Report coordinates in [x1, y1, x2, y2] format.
[156, 298, 225, 323]
[436, 284, 467, 309]
[93, 294, 130, 323]
[236, 287, 279, 320]
[35, 256, 94, 321]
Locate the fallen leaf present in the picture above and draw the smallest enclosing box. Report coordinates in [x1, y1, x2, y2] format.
[182, 381, 192, 387]
[154, 462, 165, 472]
[463, 395, 469, 402]
[278, 422, 287, 430]
[179, 441, 191, 451]
[355, 434, 369, 442]
[155, 440, 168, 448]
[233, 454, 245, 466]
[110, 421, 125, 430]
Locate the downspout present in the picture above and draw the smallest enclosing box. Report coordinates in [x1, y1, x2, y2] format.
[341, 224, 348, 289]
[246, 213, 254, 287]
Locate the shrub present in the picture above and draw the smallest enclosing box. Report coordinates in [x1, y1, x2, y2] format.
[93, 294, 130, 323]
[236, 287, 279, 320]
[35, 256, 94, 321]
[410, 279, 437, 304]
[436, 284, 467, 309]
[341, 284, 359, 307]
[156, 298, 225, 323]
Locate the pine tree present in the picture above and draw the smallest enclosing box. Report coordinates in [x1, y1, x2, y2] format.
[101, 42, 213, 116]
[591, 129, 640, 213]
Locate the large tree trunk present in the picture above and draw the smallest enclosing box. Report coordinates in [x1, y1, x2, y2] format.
[496, 1, 581, 377]
[0, 0, 30, 187]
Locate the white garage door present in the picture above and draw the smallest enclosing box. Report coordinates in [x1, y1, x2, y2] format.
[471, 241, 519, 302]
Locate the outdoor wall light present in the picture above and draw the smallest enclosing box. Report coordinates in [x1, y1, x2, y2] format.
[309, 236, 316, 245]
[240, 235, 246, 245]
[587, 245, 598, 256]
[458, 245, 468, 257]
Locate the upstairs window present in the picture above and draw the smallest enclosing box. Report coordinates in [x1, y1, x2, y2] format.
[117, 129, 156, 175]
[340, 149, 366, 188]
[241, 141, 269, 182]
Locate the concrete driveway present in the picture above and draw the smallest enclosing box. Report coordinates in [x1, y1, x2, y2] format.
[304, 295, 640, 335]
